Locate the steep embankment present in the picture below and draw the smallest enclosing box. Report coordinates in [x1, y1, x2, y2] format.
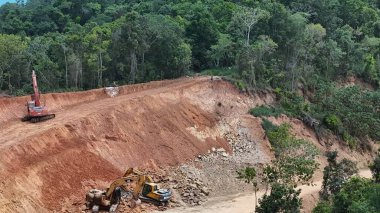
[0, 77, 254, 212]
[1, 77, 374, 213]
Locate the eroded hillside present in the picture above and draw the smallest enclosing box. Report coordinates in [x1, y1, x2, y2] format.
[0, 77, 376, 213]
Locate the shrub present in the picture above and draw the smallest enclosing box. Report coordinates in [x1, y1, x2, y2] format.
[261, 119, 278, 133]
[321, 151, 358, 200]
[369, 152, 380, 183]
[249, 105, 283, 118]
[276, 91, 308, 117]
[324, 114, 343, 133]
[332, 177, 380, 213]
[256, 183, 302, 213]
[342, 132, 357, 150]
[313, 201, 332, 213]
[235, 80, 247, 91]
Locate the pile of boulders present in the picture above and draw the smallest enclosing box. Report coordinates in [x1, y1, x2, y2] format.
[195, 147, 230, 163]
[105, 86, 119, 97]
[174, 177, 210, 206]
[224, 127, 255, 155]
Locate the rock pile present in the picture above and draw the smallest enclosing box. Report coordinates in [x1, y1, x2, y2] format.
[195, 147, 230, 163]
[222, 122, 257, 156]
[105, 87, 119, 97]
[174, 177, 209, 206]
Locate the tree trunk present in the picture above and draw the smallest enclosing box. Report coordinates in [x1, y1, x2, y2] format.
[141, 52, 145, 81]
[8, 72, 11, 92]
[250, 61, 256, 88]
[246, 26, 251, 46]
[74, 58, 80, 89]
[0, 68, 4, 90]
[291, 68, 296, 91]
[130, 51, 137, 84]
[79, 63, 83, 88]
[98, 52, 103, 87]
[63, 46, 68, 88]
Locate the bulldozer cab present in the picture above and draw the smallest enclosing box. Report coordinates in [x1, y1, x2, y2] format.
[142, 183, 157, 196]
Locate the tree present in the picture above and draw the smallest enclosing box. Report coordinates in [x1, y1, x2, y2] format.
[173, 1, 218, 70]
[258, 122, 318, 212]
[237, 167, 258, 207]
[369, 151, 380, 183]
[312, 201, 332, 213]
[316, 39, 343, 79]
[25, 36, 59, 90]
[232, 6, 270, 46]
[332, 177, 380, 213]
[0, 34, 27, 91]
[84, 24, 111, 87]
[283, 12, 308, 91]
[320, 151, 358, 200]
[238, 35, 277, 88]
[256, 183, 302, 213]
[208, 33, 234, 67]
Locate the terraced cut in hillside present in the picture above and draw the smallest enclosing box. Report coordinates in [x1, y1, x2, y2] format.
[0, 77, 262, 212]
[1, 77, 376, 213]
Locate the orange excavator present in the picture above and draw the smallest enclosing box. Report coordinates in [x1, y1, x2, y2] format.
[22, 70, 55, 123]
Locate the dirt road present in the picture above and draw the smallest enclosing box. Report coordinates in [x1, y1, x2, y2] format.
[162, 170, 372, 213]
[0, 77, 202, 148]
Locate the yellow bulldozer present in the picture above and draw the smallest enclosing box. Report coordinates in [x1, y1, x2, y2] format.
[85, 168, 172, 213]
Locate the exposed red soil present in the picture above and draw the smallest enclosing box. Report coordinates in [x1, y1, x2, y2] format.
[0, 77, 236, 212]
[0, 79, 181, 124]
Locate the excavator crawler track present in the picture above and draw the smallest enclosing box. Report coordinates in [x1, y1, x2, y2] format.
[30, 114, 56, 123]
[138, 195, 168, 206]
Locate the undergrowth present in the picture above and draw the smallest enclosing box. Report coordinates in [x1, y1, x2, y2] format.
[250, 84, 380, 151]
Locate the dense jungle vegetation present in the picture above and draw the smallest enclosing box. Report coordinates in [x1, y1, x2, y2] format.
[0, 0, 380, 93]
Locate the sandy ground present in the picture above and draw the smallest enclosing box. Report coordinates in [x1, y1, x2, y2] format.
[161, 170, 372, 213]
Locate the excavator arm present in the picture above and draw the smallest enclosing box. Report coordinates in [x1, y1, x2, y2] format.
[131, 175, 153, 200]
[123, 167, 144, 177]
[86, 168, 171, 212]
[104, 169, 153, 201]
[31, 70, 41, 107]
[104, 177, 130, 202]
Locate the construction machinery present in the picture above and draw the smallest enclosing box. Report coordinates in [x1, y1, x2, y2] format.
[22, 70, 55, 123]
[86, 168, 172, 213]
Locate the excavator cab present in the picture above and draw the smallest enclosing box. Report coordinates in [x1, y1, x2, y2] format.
[140, 182, 172, 203]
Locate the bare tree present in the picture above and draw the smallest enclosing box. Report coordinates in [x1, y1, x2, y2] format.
[234, 6, 269, 46]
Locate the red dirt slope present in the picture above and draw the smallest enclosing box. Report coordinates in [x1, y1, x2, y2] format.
[0, 77, 232, 212]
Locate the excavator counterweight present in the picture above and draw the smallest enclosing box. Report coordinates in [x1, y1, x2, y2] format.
[22, 70, 55, 123]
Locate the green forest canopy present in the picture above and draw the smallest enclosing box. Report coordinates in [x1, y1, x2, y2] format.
[0, 0, 380, 94]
